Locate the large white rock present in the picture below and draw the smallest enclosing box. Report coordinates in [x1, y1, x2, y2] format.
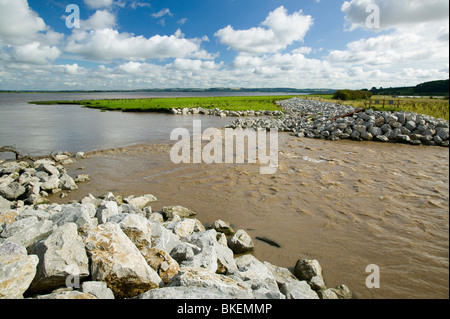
[28, 223, 89, 293]
[84, 223, 163, 299]
[0, 242, 39, 299]
[107, 213, 152, 251]
[227, 229, 254, 254]
[1, 216, 55, 248]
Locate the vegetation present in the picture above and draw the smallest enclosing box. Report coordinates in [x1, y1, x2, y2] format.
[30, 96, 298, 113]
[369, 79, 449, 96]
[304, 94, 449, 120]
[333, 90, 373, 101]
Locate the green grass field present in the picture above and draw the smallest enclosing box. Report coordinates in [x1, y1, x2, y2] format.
[31, 94, 449, 120]
[31, 96, 297, 113]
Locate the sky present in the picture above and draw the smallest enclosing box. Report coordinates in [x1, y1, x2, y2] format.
[0, 0, 448, 90]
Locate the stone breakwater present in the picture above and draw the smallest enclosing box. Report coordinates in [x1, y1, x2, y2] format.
[0, 157, 355, 300]
[171, 107, 283, 118]
[227, 98, 450, 147]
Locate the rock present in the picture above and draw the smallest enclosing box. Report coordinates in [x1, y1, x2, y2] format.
[33, 287, 97, 299]
[0, 211, 18, 229]
[228, 229, 254, 254]
[1, 216, 55, 248]
[137, 286, 247, 299]
[230, 254, 283, 299]
[149, 220, 181, 254]
[59, 173, 78, 191]
[436, 127, 449, 140]
[167, 218, 198, 238]
[0, 182, 26, 201]
[51, 203, 97, 235]
[84, 223, 163, 298]
[140, 247, 180, 284]
[107, 213, 152, 251]
[37, 164, 59, 177]
[360, 131, 374, 141]
[397, 134, 411, 143]
[263, 261, 297, 287]
[162, 206, 197, 219]
[124, 194, 157, 210]
[0, 197, 13, 212]
[280, 279, 319, 299]
[182, 230, 237, 274]
[212, 219, 235, 236]
[81, 281, 115, 299]
[318, 284, 356, 299]
[405, 120, 417, 131]
[120, 203, 144, 217]
[28, 223, 89, 293]
[40, 175, 60, 192]
[74, 174, 90, 183]
[96, 201, 120, 224]
[168, 267, 253, 299]
[376, 135, 390, 143]
[75, 152, 86, 159]
[0, 242, 39, 299]
[170, 242, 202, 263]
[294, 258, 324, 282]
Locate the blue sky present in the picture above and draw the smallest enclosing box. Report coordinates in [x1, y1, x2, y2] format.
[0, 0, 448, 90]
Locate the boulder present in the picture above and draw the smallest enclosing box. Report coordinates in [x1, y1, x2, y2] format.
[228, 229, 254, 254]
[40, 175, 60, 192]
[162, 206, 197, 219]
[168, 267, 253, 299]
[1, 216, 55, 249]
[28, 223, 90, 293]
[317, 284, 356, 299]
[166, 218, 197, 238]
[96, 201, 120, 224]
[84, 223, 163, 298]
[140, 247, 180, 285]
[170, 242, 201, 264]
[51, 204, 97, 235]
[211, 219, 235, 236]
[0, 182, 26, 201]
[0, 242, 39, 299]
[230, 254, 280, 297]
[280, 279, 319, 299]
[294, 258, 323, 282]
[81, 281, 115, 299]
[33, 287, 97, 299]
[124, 194, 157, 210]
[59, 173, 78, 191]
[107, 213, 152, 251]
[149, 220, 181, 254]
[137, 286, 245, 299]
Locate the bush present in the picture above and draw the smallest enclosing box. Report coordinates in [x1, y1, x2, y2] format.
[333, 90, 373, 101]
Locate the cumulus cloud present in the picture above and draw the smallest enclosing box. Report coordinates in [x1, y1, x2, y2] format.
[215, 6, 313, 55]
[342, 0, 449, 30]
[0, 0, 46, 45]
[65, 28, 213, 61]
[83, 10, 117, 30]
[84, 0, 115, 10]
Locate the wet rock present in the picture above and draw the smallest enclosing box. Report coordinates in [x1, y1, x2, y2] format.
[228, 229, 254, 254]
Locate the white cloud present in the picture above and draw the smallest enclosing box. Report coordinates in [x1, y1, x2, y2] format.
[83, 10, 117, 30]
[0, 0, 46, 45]
[215, 6, 313, 55]
[65, 28, 213, 61]
[84, 0, 115, 10]
[342, 0, 449, 30]
[151, 8, 173, 18]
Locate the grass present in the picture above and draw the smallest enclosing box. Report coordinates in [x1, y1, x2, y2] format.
[30, 94, 449, 120]
[30, 96, 297, 113]
[302, 95, 449, 121]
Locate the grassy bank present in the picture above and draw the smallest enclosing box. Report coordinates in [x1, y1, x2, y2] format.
[30, 96, 297, 113]
[305, 95, 449, 120]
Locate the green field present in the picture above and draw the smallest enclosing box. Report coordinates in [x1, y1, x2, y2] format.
[31, 96, 297, 113]
[31, 94, 449, 120]
[306, 95, 449, 121]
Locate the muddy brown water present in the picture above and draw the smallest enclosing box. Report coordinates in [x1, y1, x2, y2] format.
[50, 134, 449, 299]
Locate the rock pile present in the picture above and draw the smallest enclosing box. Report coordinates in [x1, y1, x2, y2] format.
[1, 187, 355, 299]
[171, 107, 283, 118]
[0, 152, 89, 206]
[228, 98, 449, 147]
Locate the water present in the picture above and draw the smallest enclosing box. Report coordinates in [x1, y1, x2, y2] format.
[1, 93, 448, 299]
[1, 92, 275, 158]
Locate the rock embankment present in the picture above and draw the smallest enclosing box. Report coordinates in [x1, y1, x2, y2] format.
[1, 156, 355, 299]
[228, 98, 449, 147]
[0, 152, 89, 206]
[171, 107, 283, 118]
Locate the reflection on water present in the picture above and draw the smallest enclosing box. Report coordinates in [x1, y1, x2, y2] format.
[54, 136, 449, 299]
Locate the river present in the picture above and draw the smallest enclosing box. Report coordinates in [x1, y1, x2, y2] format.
[1, 93, 448, 299]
